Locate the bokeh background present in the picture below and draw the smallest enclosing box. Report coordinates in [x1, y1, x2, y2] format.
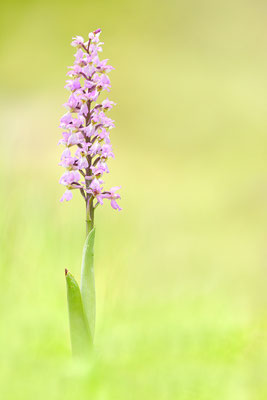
[1, 0, 267, 398]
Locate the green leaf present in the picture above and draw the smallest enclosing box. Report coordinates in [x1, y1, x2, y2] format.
[65, 269, 92, 357]
[80, 228, 96, 340]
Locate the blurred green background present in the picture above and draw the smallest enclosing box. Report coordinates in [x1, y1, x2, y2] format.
[1, 0, 267, 398]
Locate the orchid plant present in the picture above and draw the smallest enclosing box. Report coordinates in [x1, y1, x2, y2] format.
[58, 29, 121, 356]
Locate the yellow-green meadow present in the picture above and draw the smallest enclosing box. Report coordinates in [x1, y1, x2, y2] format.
[0, 0, 267, 398]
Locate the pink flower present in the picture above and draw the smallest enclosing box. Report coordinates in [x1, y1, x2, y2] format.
[82, 65, 95, 78]
[97, 127, 110, 143]
[67, 132, 84, 147]
[104, 187, 122, 211]
[102, 99, 116, 110]
[83, 124, 95, 137]
[91, 162, 109, 176]
[60, 190, 73, 202]
[75, 144, 89, 169]
[59, 156, 78, 170]
[65, 79, 81, 91]
[64, 94, 80, 110]
[67, 65, 82, 77]
[78, 157, 88, 169]
[74, 49, 84, 63]
[101, 144, 114, 159]
[84, 80, 95, 89]
[60, 113, 73, 126]
[94, 74, 111, 91]
[88, 29, 102, 45]
[58, 131, 71, 145]
[94, 58, 114, 73]
[80, 103, 88, 115]
[71, 36, 85, 47]
[90, 43, 103, 55]
[59, 170, 81, 187]
[89, 142, 101, 156]
[87, 179, 105, 204]
[61, 148, 71, 159]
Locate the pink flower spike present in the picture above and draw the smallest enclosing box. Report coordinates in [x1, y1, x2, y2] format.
[59, 29, 121, 208]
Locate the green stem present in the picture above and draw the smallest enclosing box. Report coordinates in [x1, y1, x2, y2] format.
[81, 195, 96, 340]
[86, 196, 94, 236]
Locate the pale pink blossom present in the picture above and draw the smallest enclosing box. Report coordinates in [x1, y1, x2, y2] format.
[65, 79, 81, 91]
[71, 36, 85, 47]
[104, 187, 122, 211]
[60, 190, 73, 202]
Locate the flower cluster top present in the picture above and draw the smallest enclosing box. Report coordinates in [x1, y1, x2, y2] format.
[59, 29, 121, 211]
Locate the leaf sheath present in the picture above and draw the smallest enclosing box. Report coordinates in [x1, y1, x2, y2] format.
[80, 228, 96, 340]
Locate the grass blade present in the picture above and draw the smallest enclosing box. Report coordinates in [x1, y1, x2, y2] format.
[65, 269, 92, 357]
